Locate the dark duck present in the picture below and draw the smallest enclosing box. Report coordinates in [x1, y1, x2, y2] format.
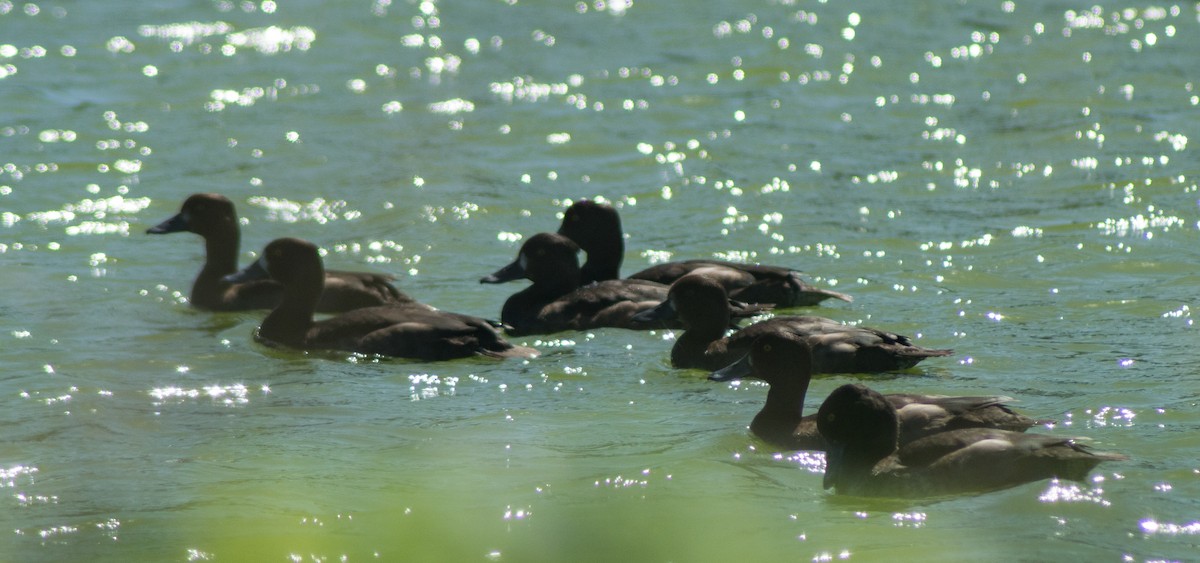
[147, 193, 421, 313]
[817, 383, 1126, 497]
[555, 199, 852, 307]
[226, 237, 536, 361]
[634, 273, 952, 373]
[709, 332, 1041, 451]
[480, 232, 767, 336]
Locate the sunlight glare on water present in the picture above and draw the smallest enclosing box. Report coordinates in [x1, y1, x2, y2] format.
[2, 0, 1199, 561]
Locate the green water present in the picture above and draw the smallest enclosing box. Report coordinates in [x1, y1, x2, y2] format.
[2, 0, 1198, 561]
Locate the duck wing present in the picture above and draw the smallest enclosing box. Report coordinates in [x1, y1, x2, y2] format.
[314, 305, 534, 360]
[897, 428, 1126, 491]
[631, 260, 852, 307]
[889, 394, 1043, 442]
[806, 325, 952, 373]
[539, 279, 682, 331]
[320, 269, 425, 313]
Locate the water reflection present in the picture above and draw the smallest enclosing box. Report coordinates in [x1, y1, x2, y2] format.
[3, 0, 1200, 559]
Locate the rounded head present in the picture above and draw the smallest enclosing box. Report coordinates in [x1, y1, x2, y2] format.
[746, 331, 812, 384]
[147, 193, 237, 236]
[482, 232, 580, 284]
[520, 233, 580, 282]
[667, 273, 731, 327]
[253, 236, 326, 289]
[816, 384, 899, 448]
[557, 200, 621, 251]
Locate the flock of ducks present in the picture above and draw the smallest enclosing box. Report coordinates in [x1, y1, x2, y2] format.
[147, 193, 1126, 498]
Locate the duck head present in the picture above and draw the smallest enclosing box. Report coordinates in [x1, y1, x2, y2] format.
[817, 384, 901, 490]
[481, 232, 582, 287]
[147, 193, 239, 238]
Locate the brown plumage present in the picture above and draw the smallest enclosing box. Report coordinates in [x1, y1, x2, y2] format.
[817, 383, 1127, 497]
[147, 193, 421, 313]
[227, 238, 536, 361]
[710, 332, 1041, 451]
[634, 273, 951, 373]
[480, 233, 766, 336]
[556, 199, 852, 307]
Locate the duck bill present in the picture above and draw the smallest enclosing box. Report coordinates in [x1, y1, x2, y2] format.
[479, 257, 526, 284]
[146, 212, 188, 234]
[630, 299, 677, 324]
[708, 352, 752, 381]
[822, 443, 845, 490]
[223, 256, 269, 284]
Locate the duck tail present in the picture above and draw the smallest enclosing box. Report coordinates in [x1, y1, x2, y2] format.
[819, 288, 855, 303]
[785, 272, 854, 304]
[1053, 440, 1128, 481]
[481, 344, 540, 359]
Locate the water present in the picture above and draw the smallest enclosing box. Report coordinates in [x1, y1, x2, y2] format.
[2, 0, 1198, 560]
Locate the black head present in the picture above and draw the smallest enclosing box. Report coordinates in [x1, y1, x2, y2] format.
[817, 384, 900, 490]
[481, 232, 581, 286]
[818, 384, 899, 460]
[147, 193, 238, 237]
[817, 384, 898, 447]
[667, 273, 731, 328]
[557, 199, 622, 253]
[226, 237, 324, 291]
[747, 331, 813, 385]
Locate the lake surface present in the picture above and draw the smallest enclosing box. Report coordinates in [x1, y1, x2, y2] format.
[2, 0, 1198, 560]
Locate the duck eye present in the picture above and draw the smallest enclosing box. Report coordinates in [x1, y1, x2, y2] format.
[536, 249, 546, 257]
[826, 414, 836, 422]
[762, 344, 772, 353]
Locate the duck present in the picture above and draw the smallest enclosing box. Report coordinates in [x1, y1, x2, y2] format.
[709, 332, 1041, 451]
[817, 383, 1127, 497]
[555, 199, 853, 307]
[480, 232, 770, 336]
[147, 193, 422, 312]
[225, 237, 537, 360]
[632, 273, 951, 373]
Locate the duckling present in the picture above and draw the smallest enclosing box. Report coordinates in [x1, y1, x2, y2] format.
[556, 199, 852, 307]
[817, 383, 1126, 497]
[710, 332, 1040, 450]
[634, 273, 950, 373]
[481, 233, 751, 335]
[227, 237, 535, 360]
[147, 193, 421, 312]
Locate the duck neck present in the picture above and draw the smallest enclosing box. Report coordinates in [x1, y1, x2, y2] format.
[672, 301, 732, 367]
[750, 378, 811, 444]
[258, 283, 318, 348]
[579, 241, 623, 285]
[671, 324, 727, 368]
[501, 272, 579, 334]
[191, 227, 242, 308]
[532, 269, 582, 301]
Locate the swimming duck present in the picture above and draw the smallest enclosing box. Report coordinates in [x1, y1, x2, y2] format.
[225, 237, 537, 360]
[709, 332, 1040, 451]
[633, 273, 951, 373]
[556, 199, 852, 307]
[480, 232, 769, 335]
[147, 193, 421, 312]
[817, 383, 1126, 497]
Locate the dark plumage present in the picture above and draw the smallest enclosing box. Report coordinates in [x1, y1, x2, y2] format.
[227, 238, 536, 361]
[817, 383, 1127, 497]
[480, 233, 757, 336]
[633, 273, 951, 373]
[147, 193, 421, 313]
[556, 199, 852, 307]
[709, 332, 1041, 451]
